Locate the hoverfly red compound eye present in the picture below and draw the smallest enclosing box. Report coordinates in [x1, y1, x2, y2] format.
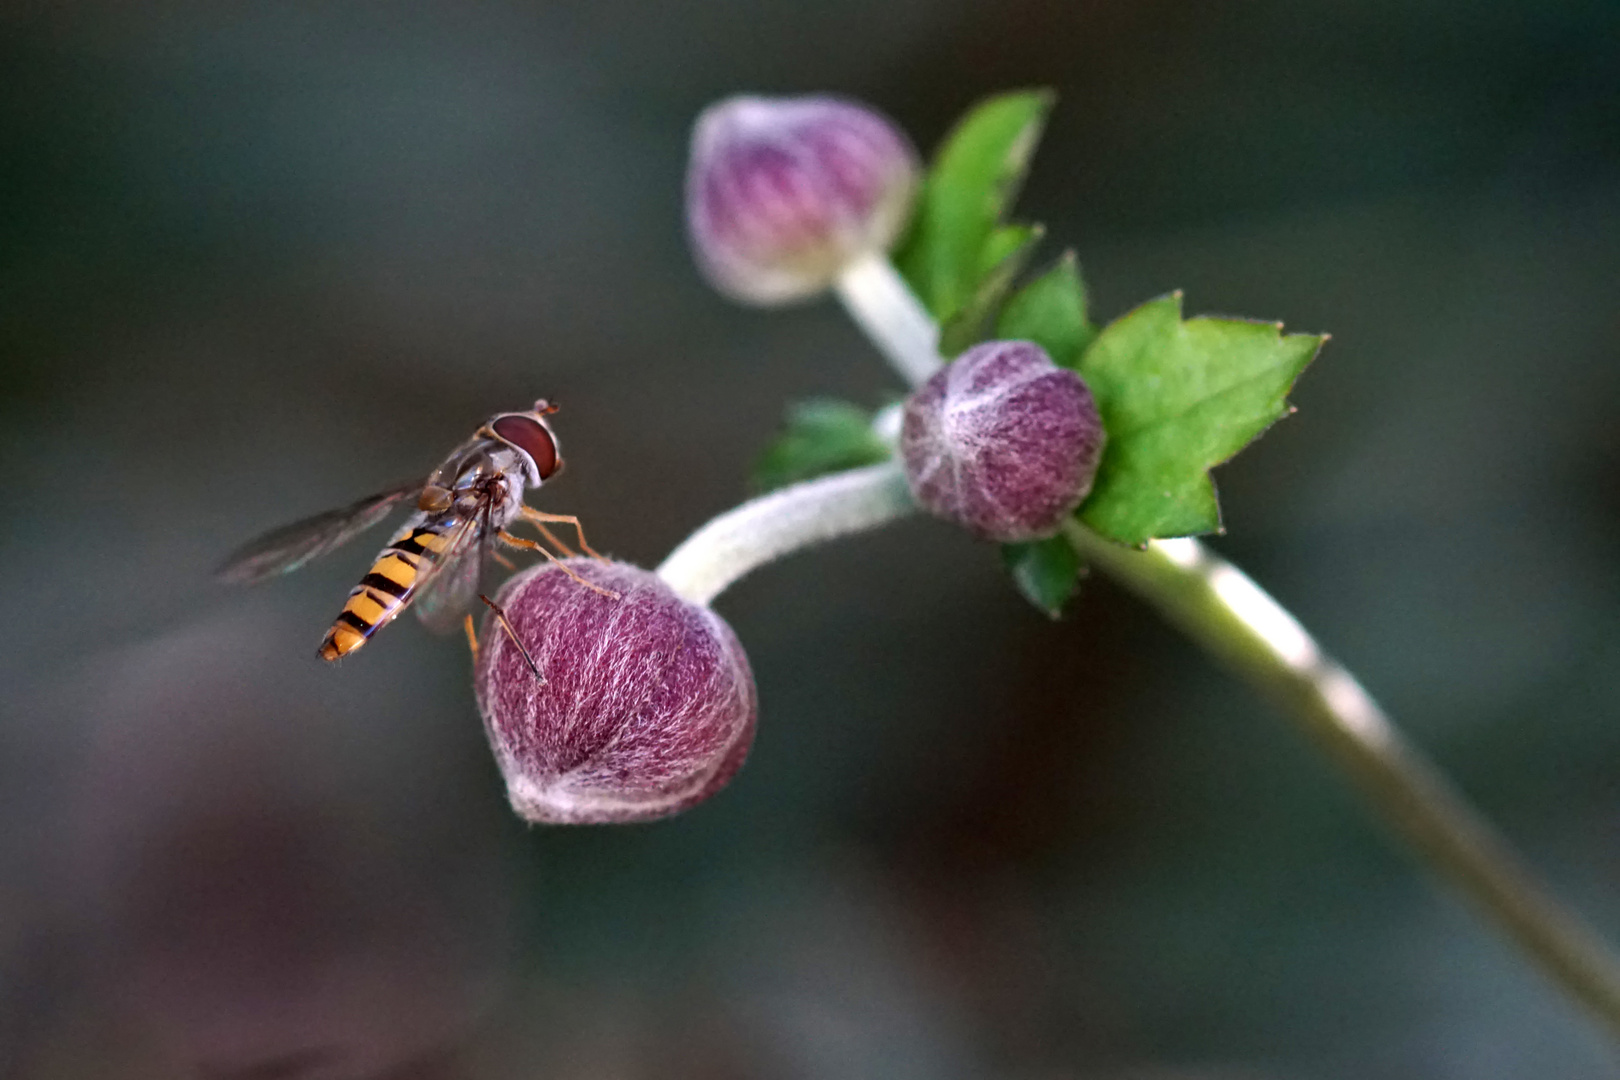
[491, 415, 560, 480]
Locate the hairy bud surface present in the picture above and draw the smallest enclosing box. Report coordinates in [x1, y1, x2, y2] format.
[475, 560, 756, 824]
[901, 340, 1107, 542]
[686, 94, 919, 304]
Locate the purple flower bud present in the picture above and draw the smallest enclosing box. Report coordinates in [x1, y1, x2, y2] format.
[686, 94, 920, 304]
[474, 559, 757, 824]
[900, 340, 1107, 542]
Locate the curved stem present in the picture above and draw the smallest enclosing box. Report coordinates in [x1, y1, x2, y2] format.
[834, 252, 942, 388]
[1062, 521, 1620, 1036]
[656, 461, 916, 606]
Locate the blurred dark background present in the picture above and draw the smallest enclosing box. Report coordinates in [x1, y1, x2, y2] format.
[3, 1, 1619, 1077]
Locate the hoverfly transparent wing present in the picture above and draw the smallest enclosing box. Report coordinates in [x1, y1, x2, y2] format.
[410, 510, 491, 634]
[216, 479, 424, 585]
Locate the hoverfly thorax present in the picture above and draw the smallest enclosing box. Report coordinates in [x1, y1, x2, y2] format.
[455, 470, 509, 517]
[418, 486, 454, 513]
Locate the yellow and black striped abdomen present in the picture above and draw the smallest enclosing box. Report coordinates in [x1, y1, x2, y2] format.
[318, 519, 454, 661]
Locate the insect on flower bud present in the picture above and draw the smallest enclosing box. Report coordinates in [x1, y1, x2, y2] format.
[900, 340, 1107, 543]
[686, 94, 920, 304]
[474, 559, 757, 824]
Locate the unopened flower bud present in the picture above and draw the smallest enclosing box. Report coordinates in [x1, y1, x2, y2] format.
[474, 559, 756, 824]
[900, 340, 1107, 542]
[686, 94, 919, 304]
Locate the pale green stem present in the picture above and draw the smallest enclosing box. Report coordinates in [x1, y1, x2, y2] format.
[834, 251, 942, 387]
[823, 250, 1620, 1037]
[1062, 522, 1620, 1036]
[656, 461, 915, 606]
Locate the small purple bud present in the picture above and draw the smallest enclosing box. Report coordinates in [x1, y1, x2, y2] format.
[900, 340, 1107, 543]
[686, 94, 920, 304]
[474, 559, 757, 824]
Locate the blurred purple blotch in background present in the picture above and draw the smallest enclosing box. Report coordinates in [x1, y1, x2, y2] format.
[52, 608, 510, 1078]
[1, 1, 1619, 1077]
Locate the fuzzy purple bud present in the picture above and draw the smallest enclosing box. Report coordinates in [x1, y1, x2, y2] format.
[900, 340, 1107, 542]
[474, 559, 756, 824]
[686, 94, 920, 304]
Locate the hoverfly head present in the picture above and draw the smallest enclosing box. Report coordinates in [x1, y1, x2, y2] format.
[489, 406, 563, 487]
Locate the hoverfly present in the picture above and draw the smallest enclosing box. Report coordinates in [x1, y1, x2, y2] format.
[218, 399, 612, 676]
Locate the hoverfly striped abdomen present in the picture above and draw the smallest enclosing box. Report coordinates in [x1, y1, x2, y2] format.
[319, 517, 456, 660]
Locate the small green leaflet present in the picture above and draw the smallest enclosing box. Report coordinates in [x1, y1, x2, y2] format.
[996, 251, 1096, 368]
[752, 399, 894, 492]
[1001, 535, 1082, 618]
[938, 223, 1044, 357]
[978, 222, 1040, 278]
[893, 89, 1053, 326]
[1076, 293, 1324, 546]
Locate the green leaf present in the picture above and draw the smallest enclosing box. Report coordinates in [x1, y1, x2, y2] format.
[1001, 535, 1083, 618]
[996, 250, 1096, 368]
[893, 89, 1054, 324]
[1077, 293, 1324, 545]
[938, 223, 1044, 357]
[978, 223, 1039, 278]
[752, 399, 894, 492]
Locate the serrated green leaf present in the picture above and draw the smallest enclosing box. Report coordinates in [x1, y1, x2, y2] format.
[752, 399, 894, 492]
[1001, 535, 1083, 618]
[1077, 293, 1323, 545]
[938, 223, 1044, 357]
[893, 89, 1054, 324]
[996, 251, 1096, 368]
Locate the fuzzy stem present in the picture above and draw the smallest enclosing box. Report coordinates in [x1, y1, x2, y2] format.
[1061, 521, 1620, 1036]
[656, 461, 916, 606]
[833, 252, 942, 388]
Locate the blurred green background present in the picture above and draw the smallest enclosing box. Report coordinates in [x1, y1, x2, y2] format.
[3, 2, 1619, 1077]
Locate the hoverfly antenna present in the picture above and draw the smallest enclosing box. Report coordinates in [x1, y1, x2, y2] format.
[534, 398, 559, 415]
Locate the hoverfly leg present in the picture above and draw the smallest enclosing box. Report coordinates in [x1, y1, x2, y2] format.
[497, 529, 621, 600]
[529, 520, 576, 558]
[463, 613, 480, 660]
[490, 547, 518, 571]
[506, 515, 575, 558]
[519, 507, 608, 563]
[478, 594, 544, 684]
